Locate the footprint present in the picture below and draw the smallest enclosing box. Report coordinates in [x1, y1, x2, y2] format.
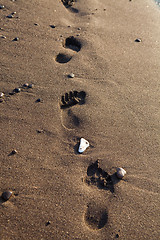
[61, 0, 79, 13]
[60, 90, 86, 130]
[60, 90, 86, 109]
[61, 108, 81, 130]
[85, 160, 114, 193]
[63, 36, 82, 52]
[55, 53, 72, 63]
[84, 202, 108, 230]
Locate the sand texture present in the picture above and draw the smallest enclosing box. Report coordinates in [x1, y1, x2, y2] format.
[0, 0, 160, 239]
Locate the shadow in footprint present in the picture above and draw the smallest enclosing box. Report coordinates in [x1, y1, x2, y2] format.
[85, 160, 115, 193]
[61, 109, 81, 130]
[60, 90, 86, 109]
[55, 53, 72, 63]
[61, 0, 79, 13]
[84, 203, 108, 230]
[64, 36, 82, 52]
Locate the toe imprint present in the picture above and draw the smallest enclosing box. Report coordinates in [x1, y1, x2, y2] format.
[60, 90, 86, 109]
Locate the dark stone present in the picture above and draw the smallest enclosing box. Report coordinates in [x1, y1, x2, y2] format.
[28, 84, 33, 88]
[135, 38, 141, 42]
[2, 191, 12, 201]
[11, 149, 17, 154]
[46, 221, 51, 226]
[13, 37, 19, 41]
[36, 98, 41, 102]
[50, 25, 56, 28]
[7, 15, 13, 18]
[23, 83, 29, 87]
[14, 88, 21, 93]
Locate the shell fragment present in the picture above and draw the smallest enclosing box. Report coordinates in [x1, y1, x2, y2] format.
[78, 138, 89, 153]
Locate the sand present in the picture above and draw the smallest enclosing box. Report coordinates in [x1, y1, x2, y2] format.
[0, 0, 160, 239]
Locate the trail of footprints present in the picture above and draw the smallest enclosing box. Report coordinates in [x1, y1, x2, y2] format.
[0, 1, 119, 236]
[58, 1, 111, 231]
[56, 2, 81, 63]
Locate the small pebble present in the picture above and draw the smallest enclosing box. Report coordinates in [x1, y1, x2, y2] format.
[0, 92, 4, 97]
[23, 83, 29, 87]
[28, 83, 33, 88]
[116, 168, 126, 179]
[14, 88, 21, 93]
[135, 38, 141, 42]
[0, 98, 3, 103]
[12, 11, 16, 15]
[68, 73, 75, 78]
[34, 23, 38, 26]
[2, 191, 13, 201]
[46, 221, 51, 226]
[13, 37, 19, 41]
[37, 130, 43, 133]
[11, 149, 17, 154]
[77, 27, 81, 30]
[0, 5, 5, 9]
[7, 14, 13, 18]
[36, 98, 41, 102]
[50, 25, 56, 28]
[1, 35, 6, 39]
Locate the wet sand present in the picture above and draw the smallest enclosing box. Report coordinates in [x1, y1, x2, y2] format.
[0, 0, 160, 239]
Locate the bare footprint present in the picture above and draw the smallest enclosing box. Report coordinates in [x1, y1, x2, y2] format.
[85, 160, 114, 193]
[61, 108, 81, 130]
[60, 90, 86, 130]
[61, 0, 79, 13]
[55, 53, 72, 63]
[84, 202, 108, 230]
[63, 36, 82, 52]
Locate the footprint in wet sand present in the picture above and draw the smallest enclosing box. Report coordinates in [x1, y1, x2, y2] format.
[60, 90, 86, 130]
[63, 36, 82, 52]
[61, 0, 79, 13]
[84, 202, 108, 230]
[55, 53, 72, 63]
[85, 160, 114, 193]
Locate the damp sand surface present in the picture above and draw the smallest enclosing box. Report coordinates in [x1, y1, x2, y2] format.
[0, 0, 160, 239]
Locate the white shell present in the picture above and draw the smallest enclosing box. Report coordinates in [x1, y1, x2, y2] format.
[68, 73, 75, 78]
[0, 92, 4, 97]
[116, 167, 126, 179]
[78, 138, 89, 153]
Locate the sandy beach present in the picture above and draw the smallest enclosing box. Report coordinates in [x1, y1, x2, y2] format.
[0, 0, 160, 239]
